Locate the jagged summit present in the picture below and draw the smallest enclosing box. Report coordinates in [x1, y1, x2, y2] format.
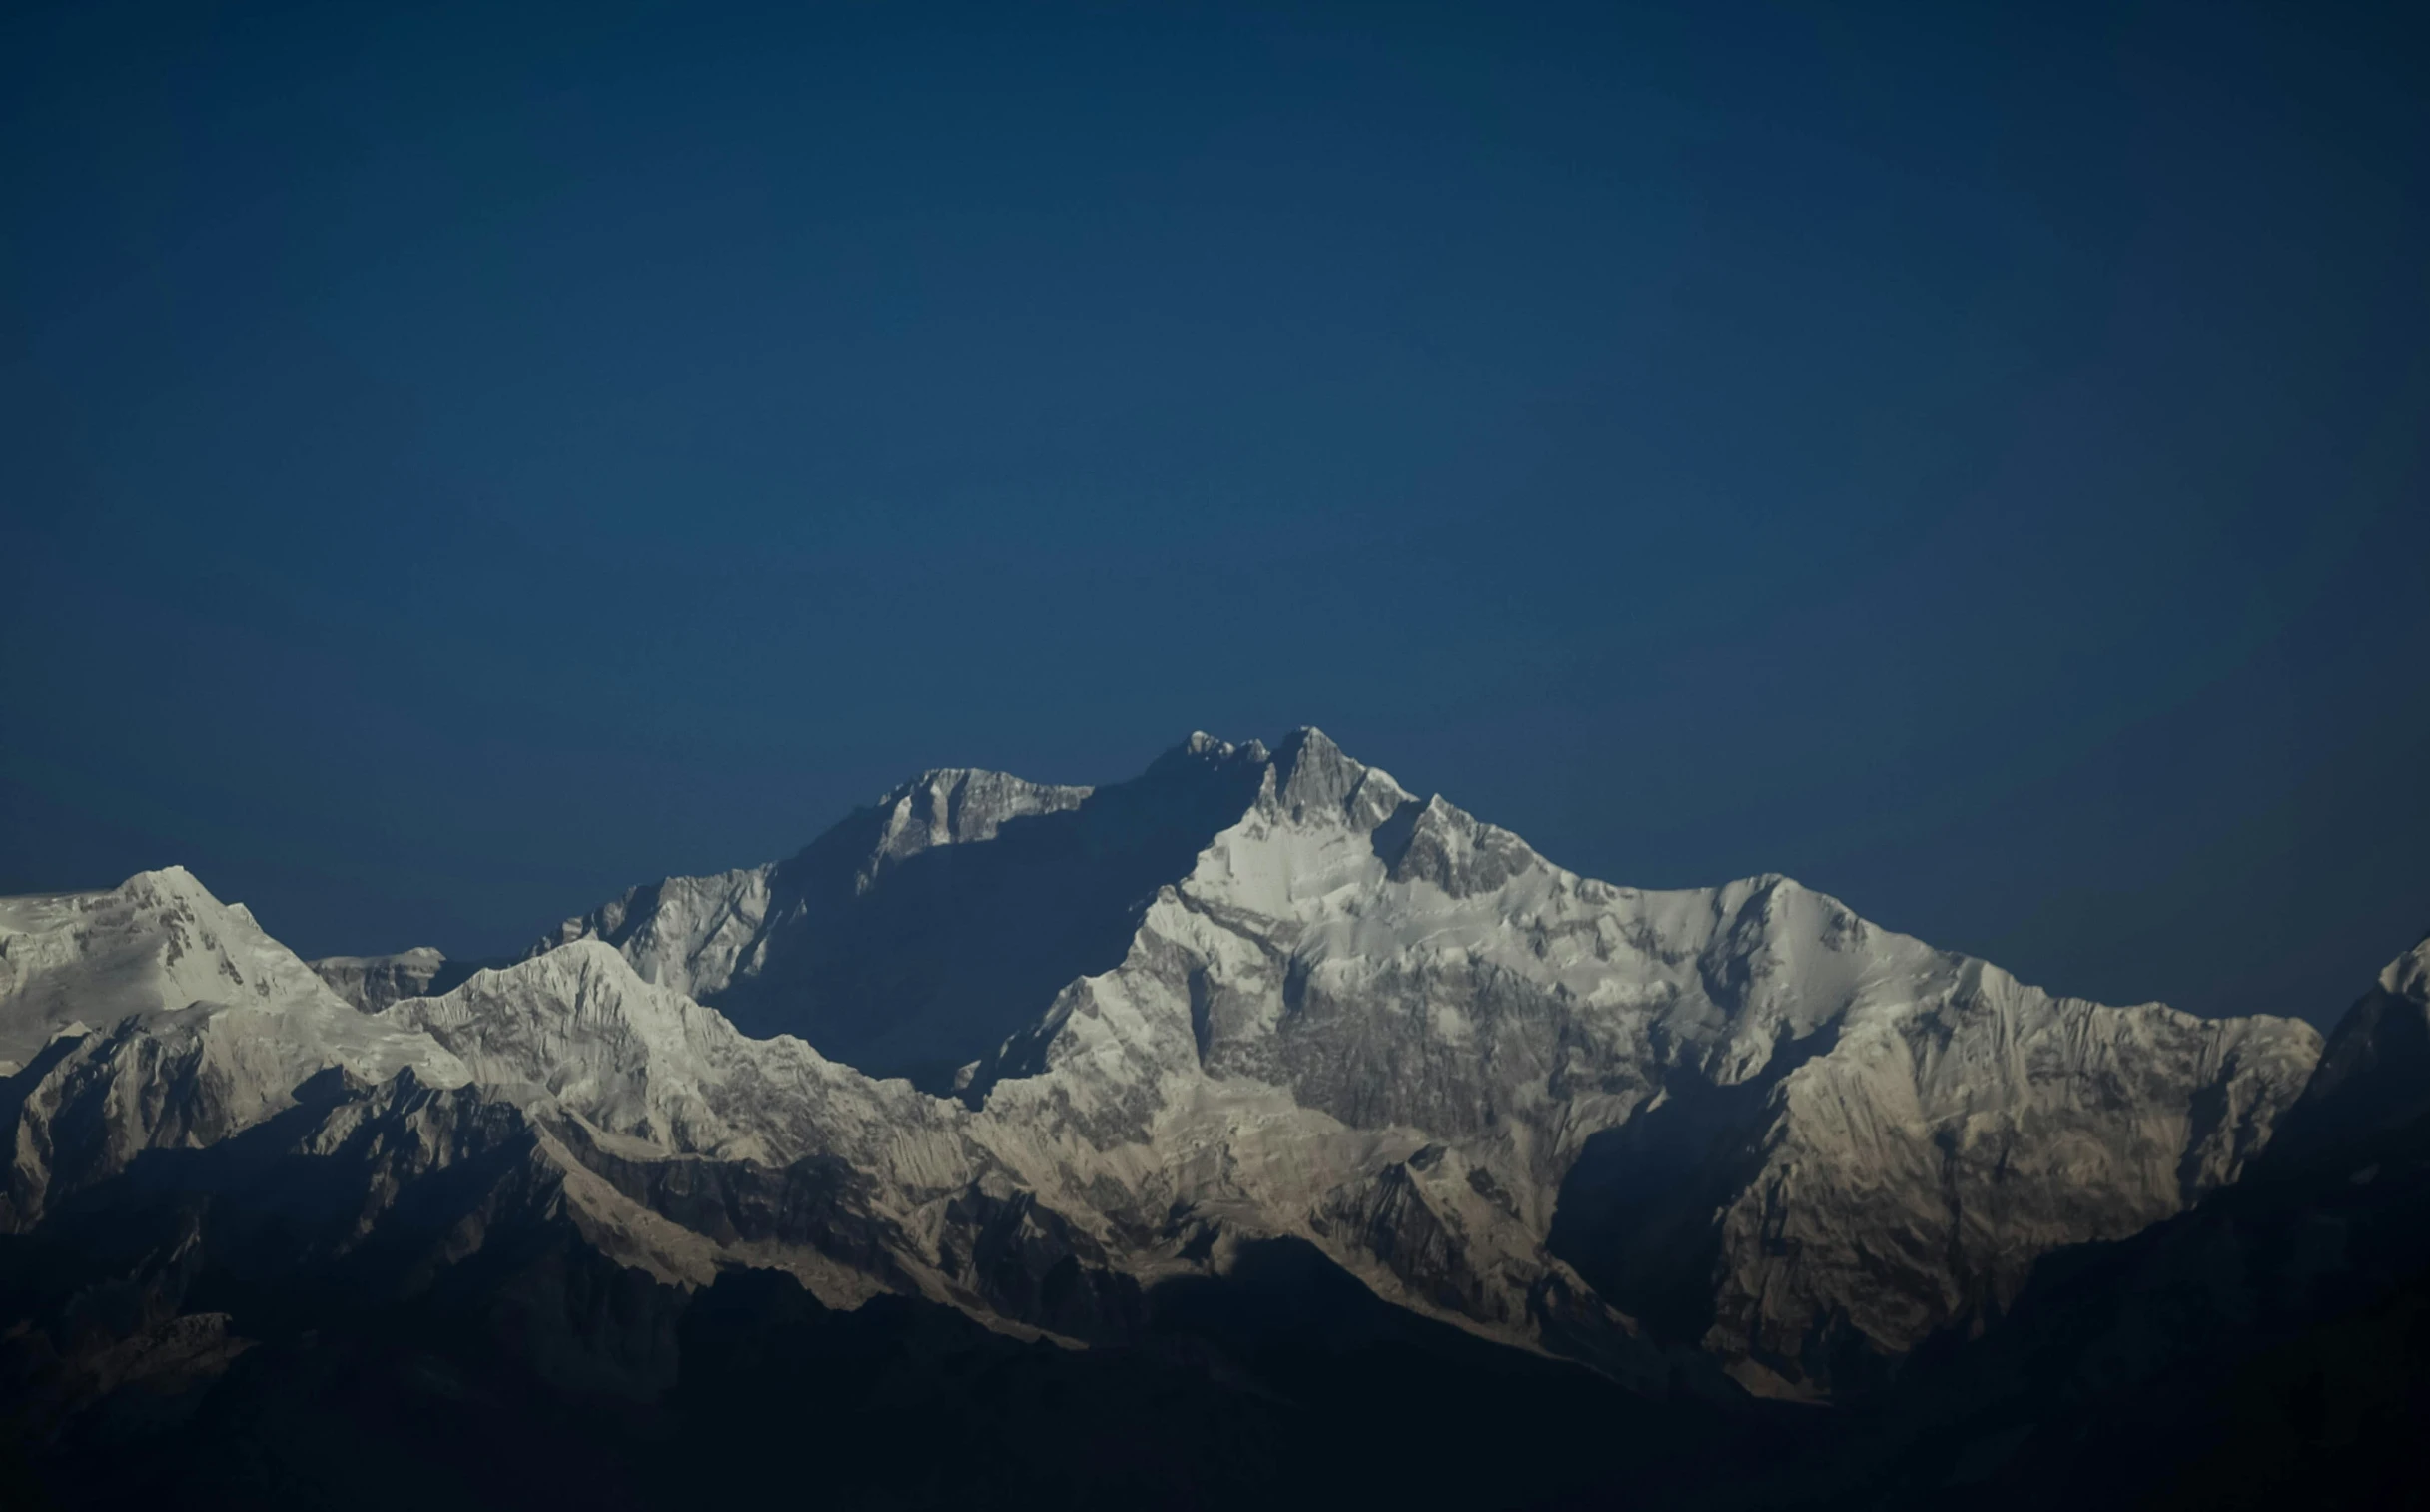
[509, 728, 2322, 1396]
[0, 709, 2416, 1512]
[861, 766, 1095, 877]
[391, 939, 851, 1163]
[0, 865, 350, 1068]
[525, 730, 1286, 1084]
[0, 728, 2353, 1413]
[1181, 727, 1265, 761]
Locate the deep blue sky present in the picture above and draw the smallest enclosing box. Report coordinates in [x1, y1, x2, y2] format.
[4, 0, 2424, 1025]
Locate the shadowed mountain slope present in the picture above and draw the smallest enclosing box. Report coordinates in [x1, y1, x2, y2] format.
[532, 738, 1269, 1089]
[530, 728, 2322, 1397]
[1763, 932, 2430, 1510]
[0, 731, 2384, 1506]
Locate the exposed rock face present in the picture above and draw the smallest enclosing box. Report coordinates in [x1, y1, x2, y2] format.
[0, 869, 472, 1233]
[0, 734, 2330, 1403]
[0, 867, 355, 1069]
[531, 748, 1260, 1089]
[309, 947, 451, 1012]
[2263, 932, 2430, 1165]
[520, 728, 2323, 1396]
[0, 874, 1127, 1344]
[1788, 934, 2430, 1508]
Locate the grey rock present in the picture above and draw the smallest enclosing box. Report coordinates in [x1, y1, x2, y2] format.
[308, 947, 450, 1012]
[0, 732, 2330, 1403]
[523, 727, 2323, 1396]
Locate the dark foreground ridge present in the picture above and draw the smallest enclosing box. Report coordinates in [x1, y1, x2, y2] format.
[0, 1130, 1802, 1511]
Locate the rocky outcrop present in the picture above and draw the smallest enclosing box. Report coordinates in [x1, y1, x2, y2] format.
[2263, 932, 2430, 1167]
[1780, 933, 2430, 1508]
[309, 947, 452, 1012]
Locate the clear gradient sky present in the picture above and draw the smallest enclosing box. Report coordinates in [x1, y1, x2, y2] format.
[4, 0, 2425, 1026]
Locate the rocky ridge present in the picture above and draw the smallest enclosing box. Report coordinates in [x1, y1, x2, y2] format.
[0, 732, 2396, 1512]
[1774, 931, 2430, 1508]
[309, 947, 452, 1013]
[523, 728, 2324, 1396]
[0, 731, 2330, 1402]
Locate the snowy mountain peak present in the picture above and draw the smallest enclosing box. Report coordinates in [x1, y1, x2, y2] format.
[864, 767, 1093, 880]
[1371, 793, 1539, 898]
[146, 726, 2321, 1399]
[391, 939, 817, 1161]
[1261, 725, 1411, 830]
[0, 865, 350, 1067]
[0, 867, 470, 1225]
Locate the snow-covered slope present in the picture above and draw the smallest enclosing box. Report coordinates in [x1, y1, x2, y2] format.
[0, 868, 468, 1227]
[530, 729, 2324, 1395]
[530, 753, 1251, 1087]
[529, 768, 1094, 1007]
[366, 937, 1525, 1355]
[377, 944, 994, 1307]
[0, 868, 363, 1070]
[0, 876, 997, 1324]
[1787, 931, 2430, 1504]
[0, 735, 2331, 1400]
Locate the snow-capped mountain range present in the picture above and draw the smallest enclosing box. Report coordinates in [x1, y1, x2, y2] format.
[0, 729, 2341, 1410]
